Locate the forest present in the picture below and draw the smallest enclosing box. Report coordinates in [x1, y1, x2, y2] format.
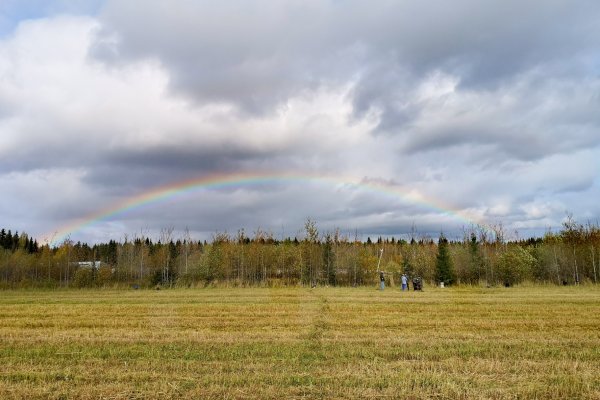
[0, 217, 598, 289]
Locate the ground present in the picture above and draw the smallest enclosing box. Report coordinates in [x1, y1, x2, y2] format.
[0, 286, 599, 399]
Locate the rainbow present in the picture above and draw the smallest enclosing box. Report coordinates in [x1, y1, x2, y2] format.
[46, 171, 485, 246]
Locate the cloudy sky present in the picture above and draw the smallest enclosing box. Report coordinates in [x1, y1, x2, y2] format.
[1, 0, 599, 244]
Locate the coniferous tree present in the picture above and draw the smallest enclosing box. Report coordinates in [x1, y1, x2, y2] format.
[12, 231, 19, 251]
[323, 233, 336, 286]
[5, 230, 12, 250]
[435, 234, 455, 285]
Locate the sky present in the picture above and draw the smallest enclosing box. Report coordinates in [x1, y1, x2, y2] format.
[1, 0, 599, 245]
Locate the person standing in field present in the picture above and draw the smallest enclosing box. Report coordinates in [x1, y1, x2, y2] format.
[401, 273, 408, 291]
[380, 271, 386, 290]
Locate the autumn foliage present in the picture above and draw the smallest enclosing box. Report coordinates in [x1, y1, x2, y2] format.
[1, 219, 599, 288]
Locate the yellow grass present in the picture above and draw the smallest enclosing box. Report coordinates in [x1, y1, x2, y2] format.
[0, 286, 599, 399]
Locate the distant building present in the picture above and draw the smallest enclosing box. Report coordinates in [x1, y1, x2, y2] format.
[74, 261, 102, 269]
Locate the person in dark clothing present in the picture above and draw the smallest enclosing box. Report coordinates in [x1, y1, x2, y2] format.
[412, 276, 423, 291]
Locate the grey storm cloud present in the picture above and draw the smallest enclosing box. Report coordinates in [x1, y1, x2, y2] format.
[1, 0, 600, 243]
[95, 1, 600, 109]
[91, 0, 600, 158]
[81, 145, 276, 195]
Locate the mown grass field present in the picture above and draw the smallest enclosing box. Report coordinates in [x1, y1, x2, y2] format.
[0, 286, 599, 399]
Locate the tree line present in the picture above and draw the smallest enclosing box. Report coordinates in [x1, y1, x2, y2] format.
[0, 217, 598, 288]
[0, 229, 39, 254]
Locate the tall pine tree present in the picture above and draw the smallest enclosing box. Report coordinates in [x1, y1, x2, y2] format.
[0, 229, 6, 249]
[435, 234, 456, 285]
[323, 233, 336, 286]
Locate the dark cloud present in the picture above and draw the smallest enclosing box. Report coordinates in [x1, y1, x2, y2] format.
[95, 1, 600, 119]
[79, 145, 274, 195]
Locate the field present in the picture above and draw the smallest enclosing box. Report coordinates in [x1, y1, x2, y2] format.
[0, 286, 599, 399]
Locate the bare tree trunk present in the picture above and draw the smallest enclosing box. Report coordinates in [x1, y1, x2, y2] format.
[160, 227, 174, 285]
[140, 245, 144, 281]
[591, 245, 597, 284]
[553, 245, 560, 285]
[184, 227, 191, 275]
[66, 240, 70, 286]
[573, 247, 580, 285]
[354, 230, 359, 286]
[299, 252, 303, 286]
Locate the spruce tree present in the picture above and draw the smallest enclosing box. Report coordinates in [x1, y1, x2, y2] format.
[323, 234, 336, 286]
[12, 231, 19, 251]
[27, 237, 33, 253]
[435, 234, 456, 285]
[5, 230, 12, 250]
